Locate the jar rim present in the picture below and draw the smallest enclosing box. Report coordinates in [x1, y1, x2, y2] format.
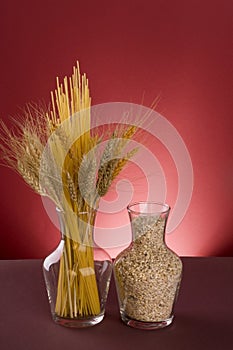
[127, 201, 170, 215]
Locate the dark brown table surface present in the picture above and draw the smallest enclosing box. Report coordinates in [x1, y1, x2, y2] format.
[0, 257, 232, 350]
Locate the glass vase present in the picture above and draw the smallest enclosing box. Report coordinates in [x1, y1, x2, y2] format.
[114, 202, 182, 330]
[43, 207, 112, 328]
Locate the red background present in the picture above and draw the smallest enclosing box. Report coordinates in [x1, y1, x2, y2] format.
[0, 0, 232, 259]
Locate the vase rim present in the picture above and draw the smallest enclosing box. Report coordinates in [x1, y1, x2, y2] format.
[56, 206, 97, 215]
[127, 201, 170, 215]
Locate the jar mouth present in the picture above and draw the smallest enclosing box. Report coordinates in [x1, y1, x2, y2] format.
[127, 201, 170, 215]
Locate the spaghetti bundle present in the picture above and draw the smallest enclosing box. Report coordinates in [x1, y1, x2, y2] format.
[0, 62, 138, 318]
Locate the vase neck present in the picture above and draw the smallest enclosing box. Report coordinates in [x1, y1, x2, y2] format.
[56, 207, 97, 246]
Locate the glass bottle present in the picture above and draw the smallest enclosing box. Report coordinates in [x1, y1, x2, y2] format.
[114, 202, 182, 330]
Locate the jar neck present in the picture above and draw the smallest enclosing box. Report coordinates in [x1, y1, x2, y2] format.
[131, 215, 167, 247]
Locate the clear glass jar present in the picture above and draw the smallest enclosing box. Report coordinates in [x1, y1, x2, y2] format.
[114, 202, 182, 330]
[43, 207, 112, 327]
